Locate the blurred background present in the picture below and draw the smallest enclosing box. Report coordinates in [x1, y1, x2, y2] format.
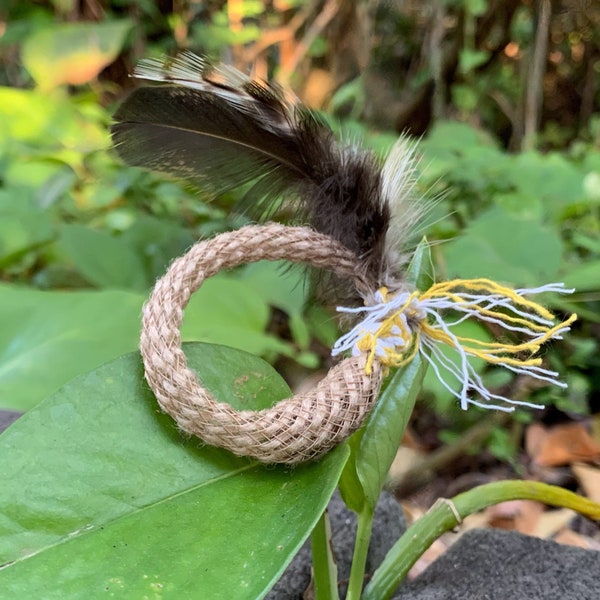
[1, 0, 599, 530]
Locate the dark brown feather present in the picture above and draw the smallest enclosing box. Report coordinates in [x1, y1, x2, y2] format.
[111, 53, 391, 292]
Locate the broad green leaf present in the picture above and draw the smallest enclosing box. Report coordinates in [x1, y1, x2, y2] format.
[237, 261, 310, 348]
[0, 189, 54, 266]
[452, 84, 479, 113]
[510, 152, 583, 216]
[583, 172, 600, 202]
[73, 179, 124, 209]
[338, 433, 366, 513]
[442, 208, 563, 285]
[305, 305, 340, 349]
[421, 120, 502, 181]
[459, 49, 490, 73]
[35, 166, 78, 208]
[571, 232, 600, 255]
[422, 121, 498, 160]
[0, 279, 289, 411]
[0, 345, 349, 598]
[495, 192, 543, 221]
[582, 151, 600, 174]
[4, 158, 70, 190]
[561, 260, 600, 292]
[22, 20, 132, 90]
[0, 284, 143, 411]
[182, 278, 291, 356]
[59, 224, 149, 291]
[355, 356, 427, 509]
[464, 0, 488, 15]
[0, 87, 107, 154]
[119, 215, 196, 282]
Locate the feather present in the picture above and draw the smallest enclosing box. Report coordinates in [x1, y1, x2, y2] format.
[379, 136, 422, 277]
[111, 52, 421, 296]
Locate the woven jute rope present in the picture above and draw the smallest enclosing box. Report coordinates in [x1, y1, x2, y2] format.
[141, 222, 384, 464]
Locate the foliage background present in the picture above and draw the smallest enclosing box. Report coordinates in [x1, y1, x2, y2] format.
[1, 0, 599, 466]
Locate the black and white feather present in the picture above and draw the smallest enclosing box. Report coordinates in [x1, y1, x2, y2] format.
[111, 51, 422, 297]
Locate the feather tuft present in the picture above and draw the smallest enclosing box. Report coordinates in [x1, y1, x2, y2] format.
[379, 136, 423, 285]
[111, 53, 424, 299]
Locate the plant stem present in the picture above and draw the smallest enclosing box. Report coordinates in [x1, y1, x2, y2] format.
[523, 0, 551, 150]
[363, 480, 600, 600]
[311, 509, 339, 600]
[345, 503, 374, 600]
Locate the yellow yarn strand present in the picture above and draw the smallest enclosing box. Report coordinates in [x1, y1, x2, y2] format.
[420, 278, 556, 320]
[332, 278, 577, 411]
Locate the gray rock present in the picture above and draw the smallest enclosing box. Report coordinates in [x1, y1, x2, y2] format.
[268, 493, 600, 600]
[267, 490, 406, 599]
[393, 528, 600, 600]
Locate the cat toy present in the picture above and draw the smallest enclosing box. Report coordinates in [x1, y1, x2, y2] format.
[111, 52, 576, 464]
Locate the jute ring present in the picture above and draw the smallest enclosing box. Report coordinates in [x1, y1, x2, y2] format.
[140, 222, 384, 464]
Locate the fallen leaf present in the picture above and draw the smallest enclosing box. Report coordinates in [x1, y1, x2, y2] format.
[554, 529, 600, 550]
[399, 501, 426, 525]
[525, 423, 547, 458]
[591, 414, 600, 444]
[389, 446, 426, 485]
[572, 463, 600, 503]
[486, 500, 544, 535]
[534, 508, 577, 539]
[461, 511, 491, 532]
[527, 423, 600, 466]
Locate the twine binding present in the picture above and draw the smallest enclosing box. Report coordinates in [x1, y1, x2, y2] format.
[140, 222, 383, 464]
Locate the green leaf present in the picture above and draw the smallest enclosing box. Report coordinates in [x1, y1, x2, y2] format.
[3, 158, 71, 191]
[59, 224, 149, 291]
[583, 172, 600, 202]
[510, 152, 583, 216]
[119, 215, 196, 283]
[0, 87, 107, 154]
[421, 120, 501, 180]
[338, 433, 367, 513]
[458, 49, 490, 73]
[0, 279, 289, 411]
[182, 278, 291, 357]
[486, 427, 515, 462]
[423, 121, 498, 157]
[0, 345, 349, 598]
[0, 284, 143, 411]
[22, 20, 133, 90]
[442, 208, 563, 285]
[237, 261, 311, 348]
[0, 189, 54, 267]
[495, 192, 543, 220]
[354, 356, 428, 508]
[463, 0, 488, 16]
[562, 261, 600, 292]
[405, 237, 434, 290]
[452, 84, 479, 113]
